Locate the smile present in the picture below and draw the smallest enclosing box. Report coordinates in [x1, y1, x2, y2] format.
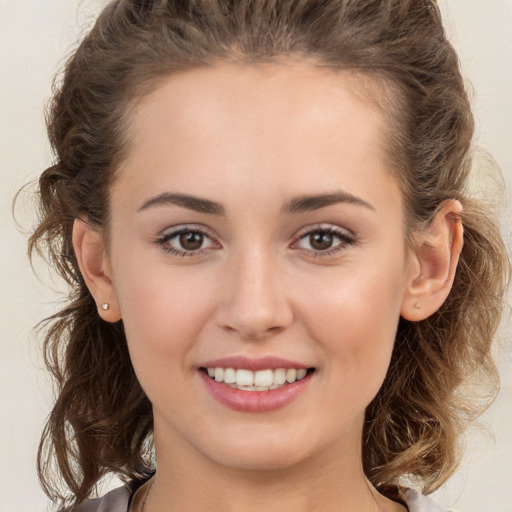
[199, 359, 315, 412]
[204, 367, 309, 391]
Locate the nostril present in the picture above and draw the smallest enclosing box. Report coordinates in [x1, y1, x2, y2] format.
[214, 276, 294, 339]
[220, 322, 287, 341]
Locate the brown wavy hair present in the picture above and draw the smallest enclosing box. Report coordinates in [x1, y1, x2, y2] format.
[29, 0, 509, 507]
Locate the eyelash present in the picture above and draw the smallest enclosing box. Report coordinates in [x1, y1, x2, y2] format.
[292, 226, 356, 257]
[154, 225, 356, 258]
[155, 226, 218, 257]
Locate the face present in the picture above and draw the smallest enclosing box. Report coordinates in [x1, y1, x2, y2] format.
[106, 61, 415, 472]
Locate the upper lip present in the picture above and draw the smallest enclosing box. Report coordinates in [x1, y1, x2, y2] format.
[200, 356, 311, 371]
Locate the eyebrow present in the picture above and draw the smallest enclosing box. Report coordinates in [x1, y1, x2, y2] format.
[138, 190, 374, 216]
[138, 192, 225, 215]
[283, 191, 375, 214]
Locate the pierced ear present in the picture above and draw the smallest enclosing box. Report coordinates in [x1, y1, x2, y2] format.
[401, 200, 464, 322]
[72, 218, 122, 322]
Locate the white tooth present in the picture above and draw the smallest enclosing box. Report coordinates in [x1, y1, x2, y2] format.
[239, 385, 256, 391]
[296, 369, 307, 380]
[236, 369, 254, 386]
[273, 368, 286, 385]
[254, 369, 273, 387]
[224, 368, 236, 384]
[269, 384, 281, 390]
[207, 368, 215, 378]
[286, 368, 297, 383]
[255, 386, 269, 391]
[214, 367, 224, 382]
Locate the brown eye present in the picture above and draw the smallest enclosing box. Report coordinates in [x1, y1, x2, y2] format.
[309, 232, 334, 250]
[295, 227, 355, 255]
[157, 227, 216, 256]
[179, 231, 204, 250]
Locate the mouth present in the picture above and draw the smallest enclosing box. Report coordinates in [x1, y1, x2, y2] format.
[201, 367, 315, 392]
[198, 357, 316, 411]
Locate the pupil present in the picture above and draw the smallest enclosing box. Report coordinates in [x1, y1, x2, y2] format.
[310, 232, 333, 250]
[179, 232, 203, 250]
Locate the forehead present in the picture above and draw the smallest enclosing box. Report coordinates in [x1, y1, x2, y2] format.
[126, 59, 391, 140]
[113, 60, 401, 216]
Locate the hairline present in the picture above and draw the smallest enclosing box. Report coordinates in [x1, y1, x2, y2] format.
[100, 55, 414, 250]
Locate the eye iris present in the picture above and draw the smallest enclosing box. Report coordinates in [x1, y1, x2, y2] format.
[310, 232, 333, 250]
[179, 232, 203, 250]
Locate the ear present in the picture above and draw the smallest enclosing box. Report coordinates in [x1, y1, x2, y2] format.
[72, 218, 122, 322]
[401, 200, 464, 322]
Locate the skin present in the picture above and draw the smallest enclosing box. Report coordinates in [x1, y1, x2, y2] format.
[74, 60, 463, 512]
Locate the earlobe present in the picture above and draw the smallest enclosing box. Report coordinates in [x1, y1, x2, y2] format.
[401, 200, 464, 322]
[72, 218, 122, 322]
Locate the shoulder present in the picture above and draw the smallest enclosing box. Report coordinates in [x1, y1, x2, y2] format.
[62, 485, 455, 512]
[61, 485, 131, 512]
[404, 489, 458, 512]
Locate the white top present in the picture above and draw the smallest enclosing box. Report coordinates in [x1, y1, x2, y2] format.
[66, 485, 457, 511]
[405, 489, 457, 512]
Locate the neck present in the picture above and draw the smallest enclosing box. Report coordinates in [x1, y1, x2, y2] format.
[146, 429, 402, 512]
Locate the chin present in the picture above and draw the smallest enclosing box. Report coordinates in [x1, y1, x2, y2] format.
[196, 425, 320, 472]
[211, 447, 308, 473]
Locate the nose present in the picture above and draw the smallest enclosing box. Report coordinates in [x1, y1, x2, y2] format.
[215, 247, 294, 340]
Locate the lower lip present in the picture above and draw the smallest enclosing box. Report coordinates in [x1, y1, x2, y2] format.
[200, 371, 312, 412]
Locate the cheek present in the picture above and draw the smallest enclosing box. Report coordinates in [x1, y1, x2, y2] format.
[296, 259, 405, 400]
[112, 264, 220, 409]
[302, 262, 404, 337]
[111, 251, 216, 368]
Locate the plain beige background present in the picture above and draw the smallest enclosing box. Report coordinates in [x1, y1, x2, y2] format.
[0, 1, 511, 511]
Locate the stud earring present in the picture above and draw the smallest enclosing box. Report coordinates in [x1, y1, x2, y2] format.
[101, 303, 110, 311]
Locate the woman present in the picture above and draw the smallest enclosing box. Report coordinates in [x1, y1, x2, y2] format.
[29, 1, 509, 511]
